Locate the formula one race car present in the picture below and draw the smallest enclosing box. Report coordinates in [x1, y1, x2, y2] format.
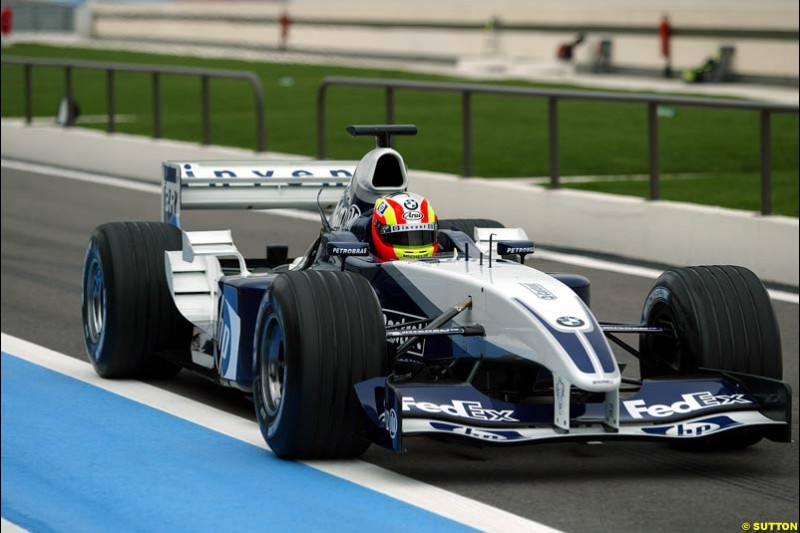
[82, 125, 791, 459]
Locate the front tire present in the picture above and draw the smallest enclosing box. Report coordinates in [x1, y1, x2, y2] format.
[82, 222, 191, 378]
[253, 270, 387, 459]
[639, 265, 782, 449]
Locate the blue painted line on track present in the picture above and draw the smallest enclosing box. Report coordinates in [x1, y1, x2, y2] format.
[1, 352, 475, 533]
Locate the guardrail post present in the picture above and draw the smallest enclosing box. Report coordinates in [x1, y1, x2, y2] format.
[152, 72, 161, 139]
[462, 91, 473, 177]
[252, 78, 265, 152]
[64, 66, 74, 127]
[317, 83, 327, 158]
[548, 97, 559, 188]
[647, 102, 660, 200]
[386, 87, 395, 126]
[200, 75, 210, 145]
[23, 64, 32, 125]
[760, 110, 772, 215]
[106, 70, 115, 133]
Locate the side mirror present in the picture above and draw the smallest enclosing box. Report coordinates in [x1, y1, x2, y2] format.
[326, 242, 370, 270]
[497, 240, 535, 264]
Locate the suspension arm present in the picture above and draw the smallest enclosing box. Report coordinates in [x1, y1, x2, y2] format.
[386, 325, 485, 339]
[395, 296, 473, 355]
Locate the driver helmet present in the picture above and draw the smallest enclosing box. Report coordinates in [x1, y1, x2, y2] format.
[371, 192, 438, 261]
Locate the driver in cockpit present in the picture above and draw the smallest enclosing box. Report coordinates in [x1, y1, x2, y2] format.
[369, 192, 438, 261]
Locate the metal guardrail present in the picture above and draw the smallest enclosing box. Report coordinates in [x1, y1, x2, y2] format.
[317, 76, 799, 215]
[1, 56, 266, 152]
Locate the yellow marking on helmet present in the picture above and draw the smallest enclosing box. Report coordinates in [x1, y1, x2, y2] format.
[381, 200, 398, 226]
[427, 203, 436, 223]
[394, 244, 435, 260]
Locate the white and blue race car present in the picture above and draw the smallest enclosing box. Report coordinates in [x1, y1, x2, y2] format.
[82, 125, 791, 459]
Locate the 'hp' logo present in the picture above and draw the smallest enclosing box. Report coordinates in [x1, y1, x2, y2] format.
[667, 421, 720, 437]
[556, 316, 584, 327]
[386, 408, 398, 438]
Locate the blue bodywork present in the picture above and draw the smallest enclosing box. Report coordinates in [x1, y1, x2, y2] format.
[216, 276, 271, 387]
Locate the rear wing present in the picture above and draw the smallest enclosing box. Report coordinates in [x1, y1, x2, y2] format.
[162, 160, 357, 227]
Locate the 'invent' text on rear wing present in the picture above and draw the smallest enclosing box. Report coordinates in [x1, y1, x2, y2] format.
[162, 160, 357, 227]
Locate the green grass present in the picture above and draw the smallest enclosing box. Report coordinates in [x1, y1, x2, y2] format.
[2, 44, 798, 216]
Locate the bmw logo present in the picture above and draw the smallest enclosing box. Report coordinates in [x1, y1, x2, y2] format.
[556, 316, 584, 328]
[404, 198, 419, 210]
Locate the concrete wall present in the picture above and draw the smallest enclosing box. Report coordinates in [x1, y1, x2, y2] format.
[91, 0, 800, 78]
[2, 119, 797, 286]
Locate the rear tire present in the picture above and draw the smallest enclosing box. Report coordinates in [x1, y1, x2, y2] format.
[253, 270, 387, 459]
[639, 265, 782, 449]
[82, 222, 191, 379]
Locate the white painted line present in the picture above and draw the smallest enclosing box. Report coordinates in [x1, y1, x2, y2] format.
[534, 250, 799, 305]
[535, 249, 664, 279]
[2, 157, 797, 305]
[1, 157, 159, 194]
[0, 332, 558, 533]
[0, 518, 31, 533]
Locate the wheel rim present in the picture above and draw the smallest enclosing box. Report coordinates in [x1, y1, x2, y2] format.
[261, 316, 286, 417]
[85, 257, 105, 345]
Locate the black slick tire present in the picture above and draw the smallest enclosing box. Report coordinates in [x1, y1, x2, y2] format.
[82, 222, 191, 379]
[253, 270, 387, 459]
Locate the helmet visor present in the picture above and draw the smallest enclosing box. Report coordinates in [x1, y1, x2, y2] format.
[382, 230, 437, 247]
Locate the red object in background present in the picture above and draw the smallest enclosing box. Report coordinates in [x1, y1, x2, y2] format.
[1, 6, 12, 37]
[279, 11, 290, 49]
[659, 15, 671, 59]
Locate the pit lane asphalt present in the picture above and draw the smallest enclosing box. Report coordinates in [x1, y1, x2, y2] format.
[2, 166, 798, 533]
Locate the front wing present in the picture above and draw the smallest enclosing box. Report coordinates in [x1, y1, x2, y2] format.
[355, 372, 791, 450]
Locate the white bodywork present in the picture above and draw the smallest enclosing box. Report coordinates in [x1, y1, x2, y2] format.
[166, 230, 261, 371]
[161, 160, 358, 227]
[162, 147, 408, 229]
[473, 227, 529, 254]
[390, 258, 619, 390]
[387, 253, 621, 431]
[331, 147, 409, 230]
[165, 230, 246, 335]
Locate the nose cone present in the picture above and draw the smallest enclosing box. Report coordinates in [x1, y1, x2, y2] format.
[387, 258, 620, 392]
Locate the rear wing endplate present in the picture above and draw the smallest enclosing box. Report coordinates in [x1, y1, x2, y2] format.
[162, 160, 357, 227]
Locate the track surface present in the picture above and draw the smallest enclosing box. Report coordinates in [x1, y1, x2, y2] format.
[2, 167, 798, 532]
